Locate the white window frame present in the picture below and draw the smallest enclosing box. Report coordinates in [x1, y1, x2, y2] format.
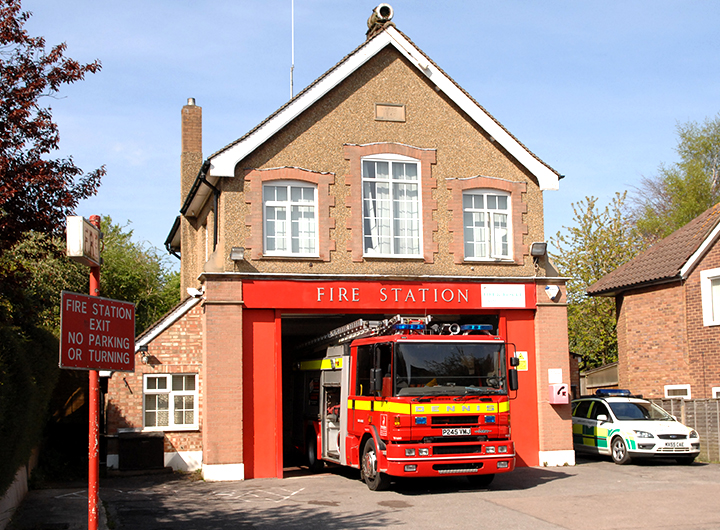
[462, 189, 513, 261]
[361, 154, 422, 258]
[263, 181, 318, 257]
[712, 387, 720, 399]
[701, 267, 720, 326]
[143, 373, 199, 431]
[664, 384, 691, 400]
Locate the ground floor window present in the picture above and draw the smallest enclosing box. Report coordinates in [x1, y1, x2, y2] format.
[144, 374, 198, 430]
[664, 384, 691, 400]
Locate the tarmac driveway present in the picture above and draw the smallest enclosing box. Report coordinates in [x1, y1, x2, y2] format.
[12, 457, 720, 529]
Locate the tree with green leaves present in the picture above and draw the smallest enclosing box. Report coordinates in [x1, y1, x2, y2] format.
[551, 193, 646, 370]
[632, 113, 720, 241]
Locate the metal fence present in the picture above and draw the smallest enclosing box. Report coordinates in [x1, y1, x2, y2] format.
[652, 399, 720, 463]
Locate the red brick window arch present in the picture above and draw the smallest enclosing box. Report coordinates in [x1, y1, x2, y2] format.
[244, 167, 335, 261]
[447, 176, 527, 265]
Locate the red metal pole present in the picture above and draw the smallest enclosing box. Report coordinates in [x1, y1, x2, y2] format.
[88, 215, 101, 530]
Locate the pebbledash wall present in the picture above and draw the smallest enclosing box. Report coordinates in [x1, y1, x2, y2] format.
[105, 18, 574, 480]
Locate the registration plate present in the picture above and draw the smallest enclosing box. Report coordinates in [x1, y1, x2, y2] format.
[665, 441, 684, 448]
[442, 428, 471, 436]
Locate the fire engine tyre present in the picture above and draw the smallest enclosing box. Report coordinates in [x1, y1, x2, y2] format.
[307, 432, 324, 473]
[361, 438, 390, 491]
[467, 473, 495, 489]
[611, 437, 631, 465]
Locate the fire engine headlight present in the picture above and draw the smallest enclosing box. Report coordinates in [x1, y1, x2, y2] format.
[690, 430, 699, 439]
[419, 448, 429, 456]
[634, 430, 654, 438]
[486, 446, 496, 454]
[405, 448, 416, 456]
[404, 465, 417, 472]
[497, 461, 509, 469]
[498, 445, 508, 453]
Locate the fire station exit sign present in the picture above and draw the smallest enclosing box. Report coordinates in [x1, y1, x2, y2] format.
[60, 291, 135, 372]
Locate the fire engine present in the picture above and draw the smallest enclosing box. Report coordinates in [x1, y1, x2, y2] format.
[294, 315, 519, 490]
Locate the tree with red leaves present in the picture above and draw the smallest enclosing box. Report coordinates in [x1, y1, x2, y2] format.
[0, 0, 104, 251]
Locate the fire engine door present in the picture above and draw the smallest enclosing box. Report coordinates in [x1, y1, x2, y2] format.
[320, 356, 348, 465]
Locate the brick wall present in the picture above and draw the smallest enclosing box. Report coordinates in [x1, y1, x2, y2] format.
[106, 302, 204, 458]
[618, 282, 687, 398]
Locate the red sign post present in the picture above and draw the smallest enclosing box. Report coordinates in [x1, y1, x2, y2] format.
[63, 214, 135, 530]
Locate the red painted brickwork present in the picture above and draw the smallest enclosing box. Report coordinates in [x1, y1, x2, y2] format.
[617, 283, 687, 399]
[106, 303, 204, 458]
[343, 143, 438, 263]
[202, 278, 244, 465]
[684, 242, 720, 398]
[446, 176, 528, 265]
[533, 283, 573, 454]
[244, 167, 336, 261]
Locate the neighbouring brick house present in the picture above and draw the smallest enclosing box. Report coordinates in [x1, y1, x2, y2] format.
[105, 6, 573, 480]
[587, 203, 720, 400]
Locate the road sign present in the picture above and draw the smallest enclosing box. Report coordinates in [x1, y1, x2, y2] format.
[60, 291, 135, 372]
[66, 216, 101, 267]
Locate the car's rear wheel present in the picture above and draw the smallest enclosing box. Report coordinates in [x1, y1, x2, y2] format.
[611, 437, 631, 465]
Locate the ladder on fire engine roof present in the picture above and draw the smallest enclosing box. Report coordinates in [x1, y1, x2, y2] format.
[298, 315, 427, 351]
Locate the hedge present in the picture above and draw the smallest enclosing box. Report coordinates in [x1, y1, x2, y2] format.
[0, 325, 59, 496]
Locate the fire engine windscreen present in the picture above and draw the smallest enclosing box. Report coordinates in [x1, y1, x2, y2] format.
[394, 342, 507, 396]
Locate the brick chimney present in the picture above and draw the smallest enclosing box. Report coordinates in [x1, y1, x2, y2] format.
[181, 98, 202, 205]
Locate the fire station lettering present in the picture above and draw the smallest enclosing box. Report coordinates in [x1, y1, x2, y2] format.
[316, 286, 470, 304]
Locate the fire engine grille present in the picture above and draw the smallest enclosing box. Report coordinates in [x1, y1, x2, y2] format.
[657, 434, 687, 440]
[433, 463, 483, 473]
[431, 415, 479, 425]
[433, 445, 484, 455]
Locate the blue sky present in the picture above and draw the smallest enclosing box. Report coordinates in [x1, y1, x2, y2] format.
[21, 1, 720, 258]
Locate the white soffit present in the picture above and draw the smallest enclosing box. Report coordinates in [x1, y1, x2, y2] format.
[680, 220, 720, 278]
[210, 28, 559, 191]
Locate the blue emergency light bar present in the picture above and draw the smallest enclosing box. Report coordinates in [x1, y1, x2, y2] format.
[595, 389, 632, 397]
[394, 323, 426, 331]
[460, 324, 494, 332]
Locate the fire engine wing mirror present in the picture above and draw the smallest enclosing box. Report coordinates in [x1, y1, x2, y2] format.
[370, 368, 383, 395]
[509, 356, 520, 367]
[508, 368, 518, 391]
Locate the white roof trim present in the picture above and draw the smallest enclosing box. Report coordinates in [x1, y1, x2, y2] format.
[135, 296, 202, 351]
[680, 220, 720, 278]
[209, 28, 559, 191]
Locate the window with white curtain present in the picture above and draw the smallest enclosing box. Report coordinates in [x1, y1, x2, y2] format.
[263, 181, 318, 256]
[362, 155, 421, 257]
[143, 374, 198, 431]
[701, 267, 720, 326]
[463, 190, 512, 260]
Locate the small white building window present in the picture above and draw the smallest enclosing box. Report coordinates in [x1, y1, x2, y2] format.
[712, 387, 720, 399]
[144, 374, 198, 431]
[263, 182, 318, 256]
[664, 384, 691, 400]
[463, 190, 512, 260]
[701, 267, 720, 326]
[362, 155, 422, 257]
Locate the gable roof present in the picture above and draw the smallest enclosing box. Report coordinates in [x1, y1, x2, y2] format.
[183, 25, 560, 218]
[587, 203, 720, 297]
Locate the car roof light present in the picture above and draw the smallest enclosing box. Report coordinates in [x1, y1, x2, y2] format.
[595, 389, 632, 397]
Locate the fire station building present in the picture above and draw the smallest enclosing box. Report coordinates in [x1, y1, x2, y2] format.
[105, 7, 573, 481]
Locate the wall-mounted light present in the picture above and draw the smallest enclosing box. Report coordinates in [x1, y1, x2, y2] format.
[230, 247, 245, 261]
[138, 345, 150, 365]
[530, 242, 547, 257]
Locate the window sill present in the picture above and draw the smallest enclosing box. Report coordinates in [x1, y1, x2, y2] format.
[141, 426, 200, 433]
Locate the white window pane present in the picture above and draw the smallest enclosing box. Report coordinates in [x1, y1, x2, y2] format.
[493, 213, 508, 257]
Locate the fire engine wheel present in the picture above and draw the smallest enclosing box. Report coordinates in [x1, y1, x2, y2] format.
[361, 438, 390, 491]
[307, 431, 324, 473]
[467, 473, 495, 489]
[611, 437, 631, 465]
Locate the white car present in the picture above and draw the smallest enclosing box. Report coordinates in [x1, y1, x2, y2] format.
[572, 390, 700, 465]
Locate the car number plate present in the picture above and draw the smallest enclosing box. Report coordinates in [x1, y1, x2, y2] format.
[665, 441, 684, 448]
[442, 428, 471, 436]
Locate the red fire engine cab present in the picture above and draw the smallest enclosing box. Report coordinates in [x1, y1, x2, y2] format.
[295, 315, 519, 490]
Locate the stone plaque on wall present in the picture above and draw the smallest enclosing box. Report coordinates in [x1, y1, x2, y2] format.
[375, 103, 406, 122]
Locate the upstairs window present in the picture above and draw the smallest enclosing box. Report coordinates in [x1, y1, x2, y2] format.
[362, 156, 421, 257]
[701, 267, 720, 326]
[463, 190, 512, 260]
[263, 182, 318, 256]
